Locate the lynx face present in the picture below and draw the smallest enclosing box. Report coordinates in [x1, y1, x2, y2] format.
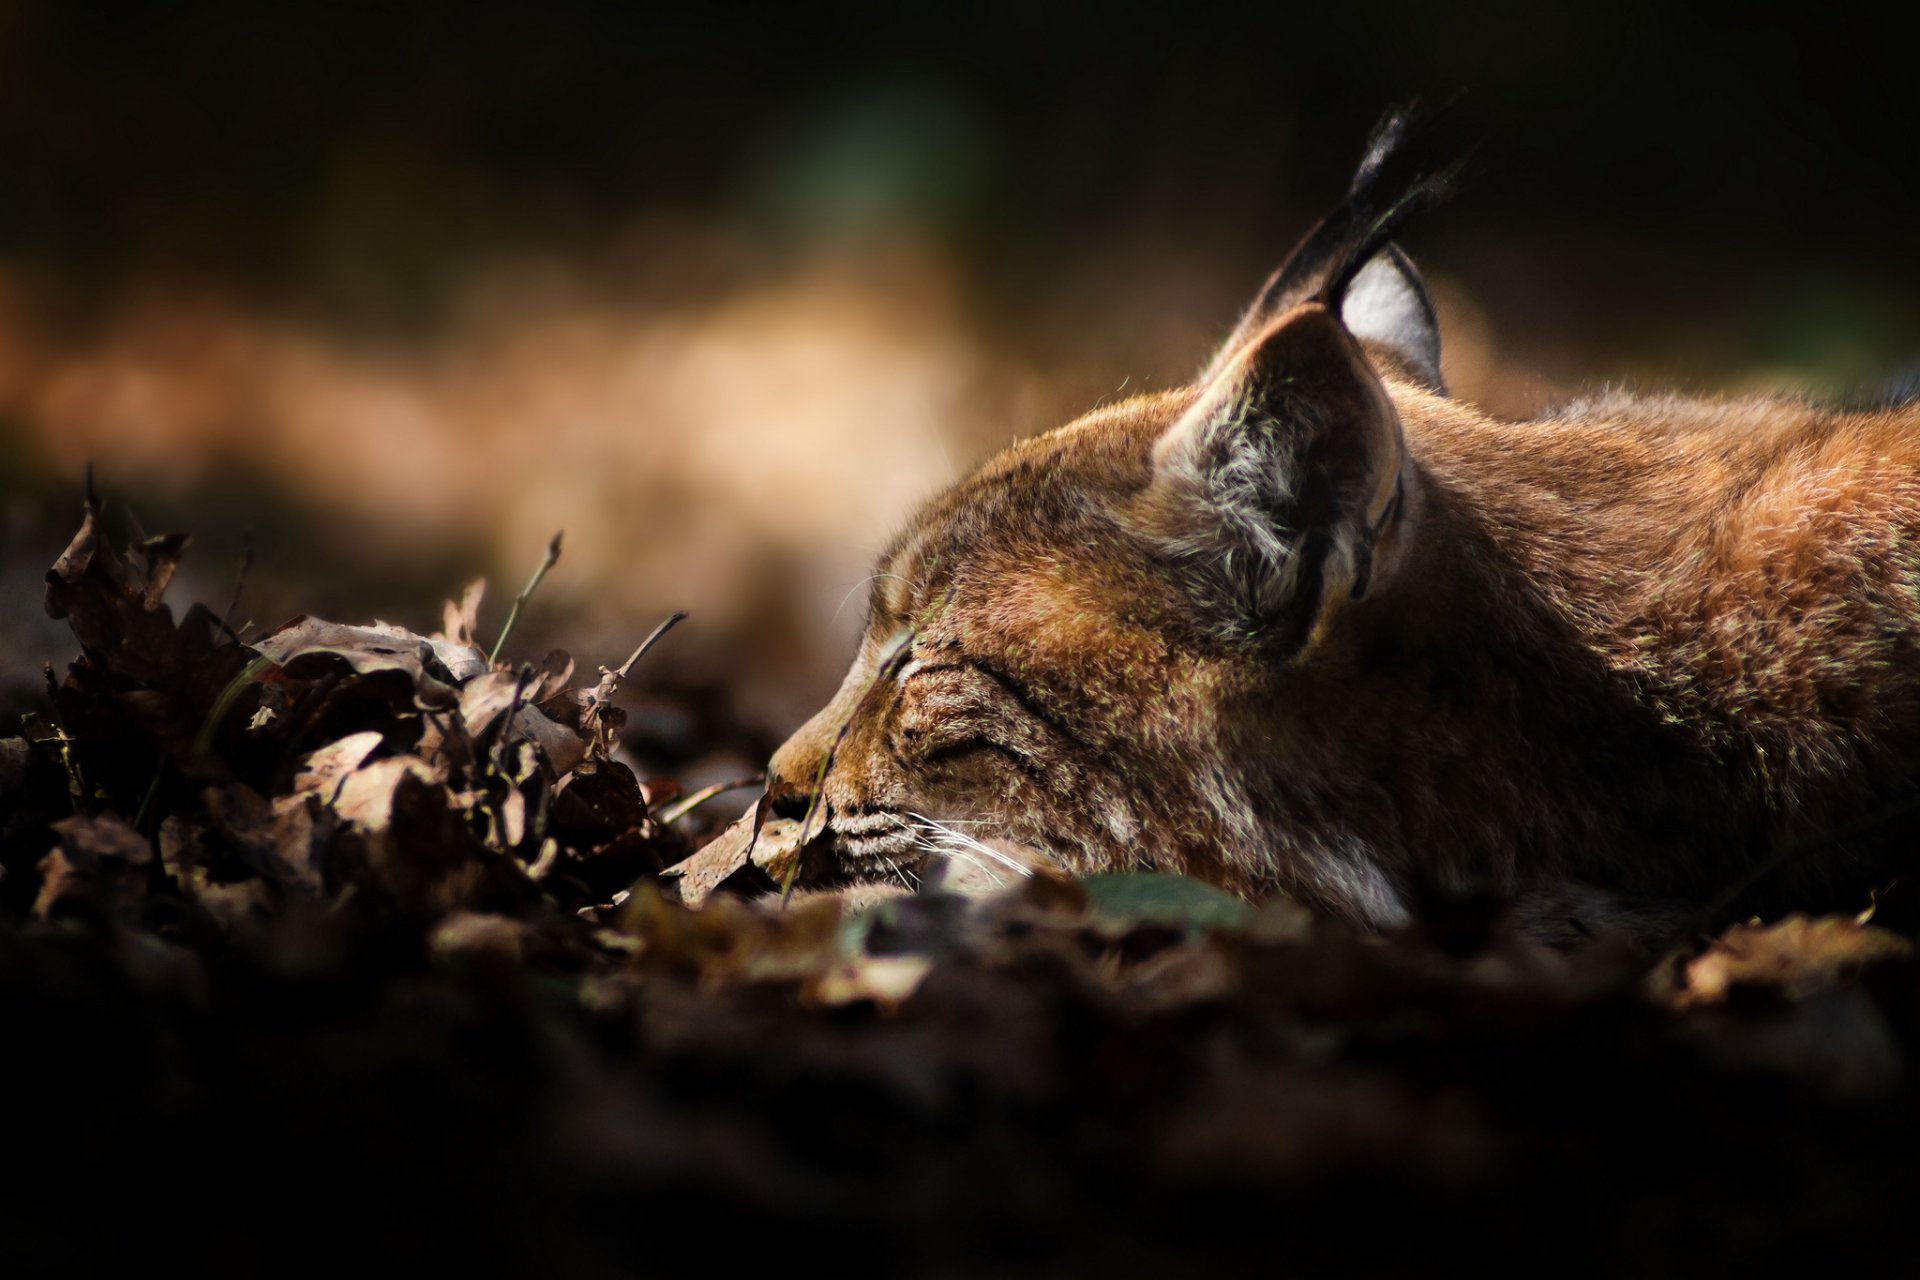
[754, 128, 1920, 940]
[765, 302, 1420, 926]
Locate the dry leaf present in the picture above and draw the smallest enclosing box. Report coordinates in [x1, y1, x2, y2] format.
[159, 815, 278, 930]
[657, 810, 821, 907]
[1675, 914, 1912, 1007]
[436, 578, 487, 649]
[256, 616, 485, 702]
[430, 911, 529, 967]
[459, 669, 586, 775]
[805, 955, 933, 1008]
[35, 813, 153, 921]
[292, 731, 386, 799]
[332, 756, 446, 831]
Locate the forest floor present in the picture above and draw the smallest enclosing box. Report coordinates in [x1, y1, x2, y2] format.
[6, 492, 1920, 1278]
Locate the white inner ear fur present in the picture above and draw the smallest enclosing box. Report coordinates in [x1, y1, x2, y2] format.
[1341, 248, 1444, 392]
[1149, 308, 1412, 634]
[1151, 383, 1313, 618]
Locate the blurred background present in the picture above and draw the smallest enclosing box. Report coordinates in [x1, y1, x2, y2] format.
[1, 1, 1916, 793]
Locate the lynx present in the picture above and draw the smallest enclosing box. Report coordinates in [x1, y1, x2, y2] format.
[749, 121, 1920, 943]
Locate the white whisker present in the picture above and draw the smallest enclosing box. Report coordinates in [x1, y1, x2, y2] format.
[908, 813, 1033, 878]
[909, 832, 1005, 887]
[831, 572, 913, 625]
[879, 854, 919, 892]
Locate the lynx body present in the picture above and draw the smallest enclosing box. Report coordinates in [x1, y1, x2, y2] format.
[756, 131, 1920, 942]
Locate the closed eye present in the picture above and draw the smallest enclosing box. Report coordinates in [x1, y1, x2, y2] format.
[891, 659, 1060, 781]
[904, 733, 1051, 787]
[916, 735, 1032, 768]
[899, 654, 1084, 749]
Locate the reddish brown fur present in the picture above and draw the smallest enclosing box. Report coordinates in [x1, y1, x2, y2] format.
[760, 275, 1920, 944]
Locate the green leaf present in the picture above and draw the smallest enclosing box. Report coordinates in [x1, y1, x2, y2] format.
[1078, 873, 1253, 934]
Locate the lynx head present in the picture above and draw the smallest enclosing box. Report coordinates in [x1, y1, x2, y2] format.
[762, 120, 1454, 921]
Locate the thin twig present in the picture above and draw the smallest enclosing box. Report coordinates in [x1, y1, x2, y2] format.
[656, 775, 765, 826]
[780, 626, 918, 904]
[40, 664, 87, 813]
[220, 526, 255, 643]
[613, 610, 689, 682]
[574, 611, 689, 765]
[782, 717, 854, 906]
[489, 532, 564, 665]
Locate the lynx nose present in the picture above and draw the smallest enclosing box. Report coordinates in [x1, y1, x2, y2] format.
[764, 776, 817, 822]
[766, 703, 844, 819]
[765, 730, 831, 824]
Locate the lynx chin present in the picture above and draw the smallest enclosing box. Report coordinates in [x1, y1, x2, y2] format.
[743, 117, 1920, 946]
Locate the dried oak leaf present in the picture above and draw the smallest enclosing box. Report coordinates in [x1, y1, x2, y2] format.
[804, 955, 933, 1009]
[1121, 936, 1242, 1009]
[486, 778, 531, 851]
[43, 505, 187, 645]
[550, 763, 651, 847]
[657, 811, 832, 907]
[531, 649, 575, 704]
[1673, 913, 1913, 1008]
[330, 771, 529, 917]
[569, 827, 685, 902]
[434, 578, 488, 651]
[457, 669, 585, 775]
[429, 911, 530, 971]
[130, 528, 191, 609]
[547, 762, 682, 896]
[44, 509, 256, 777]
[454, 669, 524, 736]
[0, 736, 30, 793]
[639, 777, 682, 809]
[331, 756, 446, 831]
[0, 736, 72, 902]
[572, 671, 630, 762]
[618, 883, 846, 987]
[291, 731, 386, 800]
[204, 782, 328, 895]
[159, 815, 278, 931]
[254, 616, 482, 707]
[437, 648, 491, 685]
[45, 507, 218, 681]
[269, 794, 332, 889]
[35, 813, 153, 922]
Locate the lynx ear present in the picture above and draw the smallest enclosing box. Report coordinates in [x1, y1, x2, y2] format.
[1341, 244, 1444, 392]
[1203, 108, 1453, 390]
[1142, 301, 1409, 647]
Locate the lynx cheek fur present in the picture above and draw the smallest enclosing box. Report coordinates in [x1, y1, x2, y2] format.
[755, 121, 1920, 942]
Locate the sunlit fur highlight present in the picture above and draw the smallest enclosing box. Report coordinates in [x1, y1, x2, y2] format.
[764, 312, 1920, 944]
[760, 126, 1920, 942]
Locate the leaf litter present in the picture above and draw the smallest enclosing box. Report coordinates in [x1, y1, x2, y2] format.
[7, 492, 1920, 1277]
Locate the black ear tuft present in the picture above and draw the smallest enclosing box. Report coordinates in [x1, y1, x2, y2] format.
[1347, 108, 1414, 199]
[1317, 140, 1455, 313]
[1203, 108, 1461, 384]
